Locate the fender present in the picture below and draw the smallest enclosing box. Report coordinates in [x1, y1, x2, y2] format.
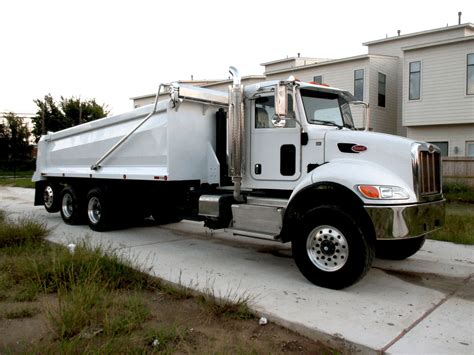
[290, 158, 418, 205]
[279, 159, 416, 242]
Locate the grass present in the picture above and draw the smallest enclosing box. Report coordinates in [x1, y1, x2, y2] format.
[198, 286, 255, 320]
[0, 170, 34, 177]
[428, 202, 474, 245]
[0, 209, 272, 353]
[0, 210, 49, 248]
[443, 183, 474, 204]
[0, 178, 35, 188]
[5, 306, 40, 319]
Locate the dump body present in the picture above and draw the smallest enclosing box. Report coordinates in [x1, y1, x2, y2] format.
[33, 87, 227, 184]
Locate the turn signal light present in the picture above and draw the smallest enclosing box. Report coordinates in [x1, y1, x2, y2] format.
[356, 185, 410, 200]
[358, 185, 380, 199]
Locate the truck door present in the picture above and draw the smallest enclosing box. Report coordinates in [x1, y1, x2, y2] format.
[250, 95, 301, 181]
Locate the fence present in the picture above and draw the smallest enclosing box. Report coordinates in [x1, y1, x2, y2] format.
[442, 157, 474, 187]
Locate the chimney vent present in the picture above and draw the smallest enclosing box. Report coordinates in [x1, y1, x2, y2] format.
[397, 30, 401, 36]
[458, 11, 462, 25]
[297, 52, 300, 58]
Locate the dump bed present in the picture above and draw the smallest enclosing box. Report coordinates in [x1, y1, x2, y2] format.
[33, 86, 228, 184]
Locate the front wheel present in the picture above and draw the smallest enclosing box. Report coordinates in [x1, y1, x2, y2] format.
[292, 206, 374, 289]
[375, 236, 426, 260]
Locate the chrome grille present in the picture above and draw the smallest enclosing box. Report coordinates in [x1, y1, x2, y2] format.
[418, 151, 441, 195]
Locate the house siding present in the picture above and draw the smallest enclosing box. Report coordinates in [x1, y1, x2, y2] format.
[368, 56, 398, 133]
[366, 26, 474, 137]
[407, 124, 474, 156]
[403, 39, 474, 126]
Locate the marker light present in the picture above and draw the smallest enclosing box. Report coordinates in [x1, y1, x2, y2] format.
[357, 185, 410, 200]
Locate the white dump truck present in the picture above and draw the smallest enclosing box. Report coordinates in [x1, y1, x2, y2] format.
[33, 67, 445, 289]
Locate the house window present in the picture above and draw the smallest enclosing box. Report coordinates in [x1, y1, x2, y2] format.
[466, 141, 474, 156]
[467, 53, 474, 95]
[313, 75, 323, 84]
[428, 141, 448, 157]
[409, 61, 421, 100]
[378, 72, 386, 107]
[354, 69, 364, 101]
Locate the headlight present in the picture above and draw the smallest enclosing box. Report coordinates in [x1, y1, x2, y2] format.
[356, 185, 410, 200]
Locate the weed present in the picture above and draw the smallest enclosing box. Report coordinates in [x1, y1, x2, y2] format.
[104, 293, 150, 336]
[146, 325, 186, 352]
[198, 285, 255, 320]
[5, 306, 40, 319]
[158, 271, 196, 299]
[0, 212, 49, 248]
[14, 284, 40, 302]
[47, 281, 109, 339]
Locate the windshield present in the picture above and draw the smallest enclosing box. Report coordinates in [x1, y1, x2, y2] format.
[301, 89, 354, 129]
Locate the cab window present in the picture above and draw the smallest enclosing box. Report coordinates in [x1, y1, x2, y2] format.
[255, 95, 296, 128]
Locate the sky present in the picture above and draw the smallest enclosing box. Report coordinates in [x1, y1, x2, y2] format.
[0, 0, 472, 116]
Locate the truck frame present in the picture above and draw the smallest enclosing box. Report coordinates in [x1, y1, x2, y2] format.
[33, 67, 445, 289]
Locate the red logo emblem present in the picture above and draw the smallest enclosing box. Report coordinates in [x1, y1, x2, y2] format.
[351, 145, 367, 153]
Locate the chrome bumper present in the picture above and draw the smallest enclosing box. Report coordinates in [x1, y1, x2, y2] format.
[365, 199, 445, 240]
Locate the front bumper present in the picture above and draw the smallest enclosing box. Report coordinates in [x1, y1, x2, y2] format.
[365, 199, 445, 240]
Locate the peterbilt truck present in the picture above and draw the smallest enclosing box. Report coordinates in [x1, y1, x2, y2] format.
[33, 67, 445, 289]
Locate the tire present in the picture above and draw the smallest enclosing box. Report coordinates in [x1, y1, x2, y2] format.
[375, 236, 426, 260]
[292, 206, 374, 289]
[60, 186, 84, 225]
[43, 182, 61, 213]
[86, 187, 114, 232]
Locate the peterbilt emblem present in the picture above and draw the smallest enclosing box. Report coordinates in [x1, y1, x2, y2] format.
[351, 145, 368, 153]
[428, 144, 435, 153]
[337, 143, 368, 154]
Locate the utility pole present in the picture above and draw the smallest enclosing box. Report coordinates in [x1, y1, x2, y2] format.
[79, 101, 83, 125]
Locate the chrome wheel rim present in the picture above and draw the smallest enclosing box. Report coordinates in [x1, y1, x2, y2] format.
[61, 193, 73, 218]
[44, 186, 54, 208]
[306, 225, 349, 272]
[88, 197, 101, 225]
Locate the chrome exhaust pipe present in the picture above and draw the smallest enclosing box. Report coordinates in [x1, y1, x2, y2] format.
[228, 66, 245, 202]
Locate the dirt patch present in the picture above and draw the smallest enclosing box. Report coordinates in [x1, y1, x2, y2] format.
[0, 291, 333, 353]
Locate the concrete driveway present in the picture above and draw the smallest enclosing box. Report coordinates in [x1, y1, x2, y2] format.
[1, 186, 473, 354]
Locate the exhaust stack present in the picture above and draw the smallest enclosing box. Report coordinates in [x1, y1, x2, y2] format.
[228, 66, 245, 202]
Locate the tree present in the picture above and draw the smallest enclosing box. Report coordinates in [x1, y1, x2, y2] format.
[60, 97, 109, 126]
[32, 94, 109, 142]
[0, 112, 31, 161]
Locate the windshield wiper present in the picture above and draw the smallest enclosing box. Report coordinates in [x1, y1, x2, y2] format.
[312, 120, 344, 129]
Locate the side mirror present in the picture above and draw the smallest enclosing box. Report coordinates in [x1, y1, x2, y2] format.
[275, 84, 288, 118]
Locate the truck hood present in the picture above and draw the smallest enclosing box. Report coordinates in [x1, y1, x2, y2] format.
[324, 130, 418, 195]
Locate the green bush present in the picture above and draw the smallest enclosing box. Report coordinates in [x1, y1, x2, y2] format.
[443, 183, 474, 203]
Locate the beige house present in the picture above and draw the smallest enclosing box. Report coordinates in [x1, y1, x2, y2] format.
[131, 23, 474, 157]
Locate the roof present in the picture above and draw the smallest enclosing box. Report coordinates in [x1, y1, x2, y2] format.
[260, 57, 331, 66]
[363, 23, 474, 46]
[402, 35, 474, 51]
[201, 75, 266, 87]
[264, 54, 398, 75]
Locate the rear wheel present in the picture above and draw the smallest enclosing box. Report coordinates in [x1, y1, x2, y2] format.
[375, 236, 426, 260]
[43, 182, 61, 213]
[86, 188, 114, 231]
[60, 186, 84, 225]
[292, 206, 374, 289]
